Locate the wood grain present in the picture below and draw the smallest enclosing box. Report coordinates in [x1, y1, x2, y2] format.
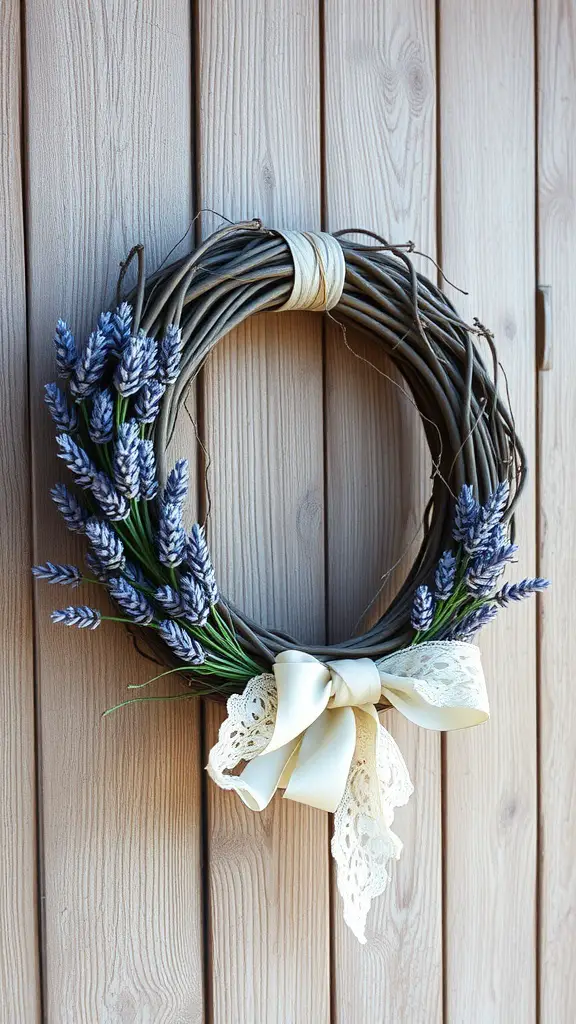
[24, 2, 204, 1019]
[0, 1, 41, 1019]
[537, 3, 576, 1020]
[323, 4, 442, 1020]
[197, 2, 330, 1021]
[440, 3, 538, 1020]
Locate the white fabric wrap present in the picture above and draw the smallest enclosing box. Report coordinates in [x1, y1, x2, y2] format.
[207, 640, 489, 943]
[276, 230, 345, 311]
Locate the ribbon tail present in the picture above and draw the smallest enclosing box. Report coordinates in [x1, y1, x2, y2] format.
[331, 709, 413, 943]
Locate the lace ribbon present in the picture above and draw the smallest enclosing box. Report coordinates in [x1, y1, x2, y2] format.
[207, 641, 489, 942]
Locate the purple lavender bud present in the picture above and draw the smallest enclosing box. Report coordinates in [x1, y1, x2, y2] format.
[495, 577, 550, 606]
[434, 550, 457, 601]
[85, 551, 109, 582]
[180, 573, 210, 626]
[164, 459, 189, 506]
[446, 603, 499, 641]
[482, 480, 510, 530]
[124, 561, 149, 587]
[85, 518, 125, 571]
[51, 484, 89, 533]
[111, 303, 133, 355]
[70, 329, 108, 400]
[140, 334, 158, 379]
[89, 389, 114, 444]
[157, 502, 186, 567]
[91, 471, 130, 521]
[54, 319, 77, 378]
[114, 335, 156, 397]
[411, 584, 435, 632]
[461, 481, 512, 558]
[32, 562, 82, 587]
[158, 324, 182, 386]
[154, 585, 187, 616]
[44, 383, 78, 432]
[158, 620, 206, 664]
[56, 433, 97, 488]
[453, 484, 480, 544]
[134, 380, 165, 424]
[113, 419, 140, 499]
[107, 577, 155, 625]
[138, 439, 158, 500]
[186, 523, 219, 603]
[51, 605, 101, 630]
[97, 310, 115, 340]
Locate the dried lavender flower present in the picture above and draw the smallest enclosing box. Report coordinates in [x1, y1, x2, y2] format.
[107, 577, 155, 625]
[495, 577, 550, 606]
[138, 439, 158, 500]
[85, 551, 109, 582]
[85, 518, 125, 571]
[158, 324, 182, 386]
[70, 329, 109, 400]
[186, 523, 219, 604]
[157, 502, 186, 567]
[446, 603, 499, 641]
[411, 584, 435, 632]
[111, 303, 133, 355]
[51, 483, 89, 533]
[51, 606, 101, 630]
[180, 573, 210, 626]
[91, 471, 130, 521]
[164, 459, 189, 506]
[434, 550, 457, 601]
[89, 389, 114, 444]
[452, 484, 480, 544]
[32, 562, 82, 587]
[44, 383, 78, 432]
[54, 319, 77, 378]
[134, 380, 165, 424]
[114, 335, 156, 397]
[97, 310, 115, 340]
[113, 419, 140, 499]
[56, 433, 97, 488]
[158, 620, 206, 664]
[461, 481, 511, 558]
[154, 585, 187, 616]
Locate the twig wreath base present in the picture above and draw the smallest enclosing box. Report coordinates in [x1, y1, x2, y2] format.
[34, 220, 549, 943]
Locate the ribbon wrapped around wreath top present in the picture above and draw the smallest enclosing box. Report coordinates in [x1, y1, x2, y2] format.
[207, 640, 489, 942]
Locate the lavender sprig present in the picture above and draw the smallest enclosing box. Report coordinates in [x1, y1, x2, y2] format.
[54, 320, 77, 378]
[495, 578, 550, 606]
[158, 620, 206, 663]
[111, 303, 133, 355]
[155, 585, 187, 616]
[51, 484, 89, 534]
[85, 518, 125, 571]
[56, 433, 97, 488]
[186, 524, 219, 604]
[108, 577, 155, 625]
[138, 440, 158, 501]
[97, 311, 115, 340]
[445, 603, 499, 642]
[114, 335, 156, 397]
[452, 484, 480, 543]
[157, 503, 186, 567]
[85, 551, 109, 582]
[91, 471, 130, 521]
[180, 573, 210, 626]
[134, 380, 165, 424]
[158, 325, 182, 386]
[113, 420, 140, 499]
[411, 584, 435, 632]
[89, 389, 114, 444]
[32, 562, 82, 587]
[434, 550, 457, 601]
[164, 459, 189, 506]
[70, 329, 109, 401]
[51, 606, 101, 630]
[44, 383, 78, 432]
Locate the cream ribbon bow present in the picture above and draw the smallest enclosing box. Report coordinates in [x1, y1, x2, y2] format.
[207, 640, 489, 942]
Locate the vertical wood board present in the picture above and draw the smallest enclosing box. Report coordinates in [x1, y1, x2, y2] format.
[25, 2, 203, 1019]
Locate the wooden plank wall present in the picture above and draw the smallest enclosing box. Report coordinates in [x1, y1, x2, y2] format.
[0, 0, 574, 1020]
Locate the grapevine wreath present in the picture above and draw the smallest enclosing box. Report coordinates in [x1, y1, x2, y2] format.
[34, 220, 548, 941]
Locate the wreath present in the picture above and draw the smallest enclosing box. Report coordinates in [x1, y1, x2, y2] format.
[33, 219, 548, 942]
